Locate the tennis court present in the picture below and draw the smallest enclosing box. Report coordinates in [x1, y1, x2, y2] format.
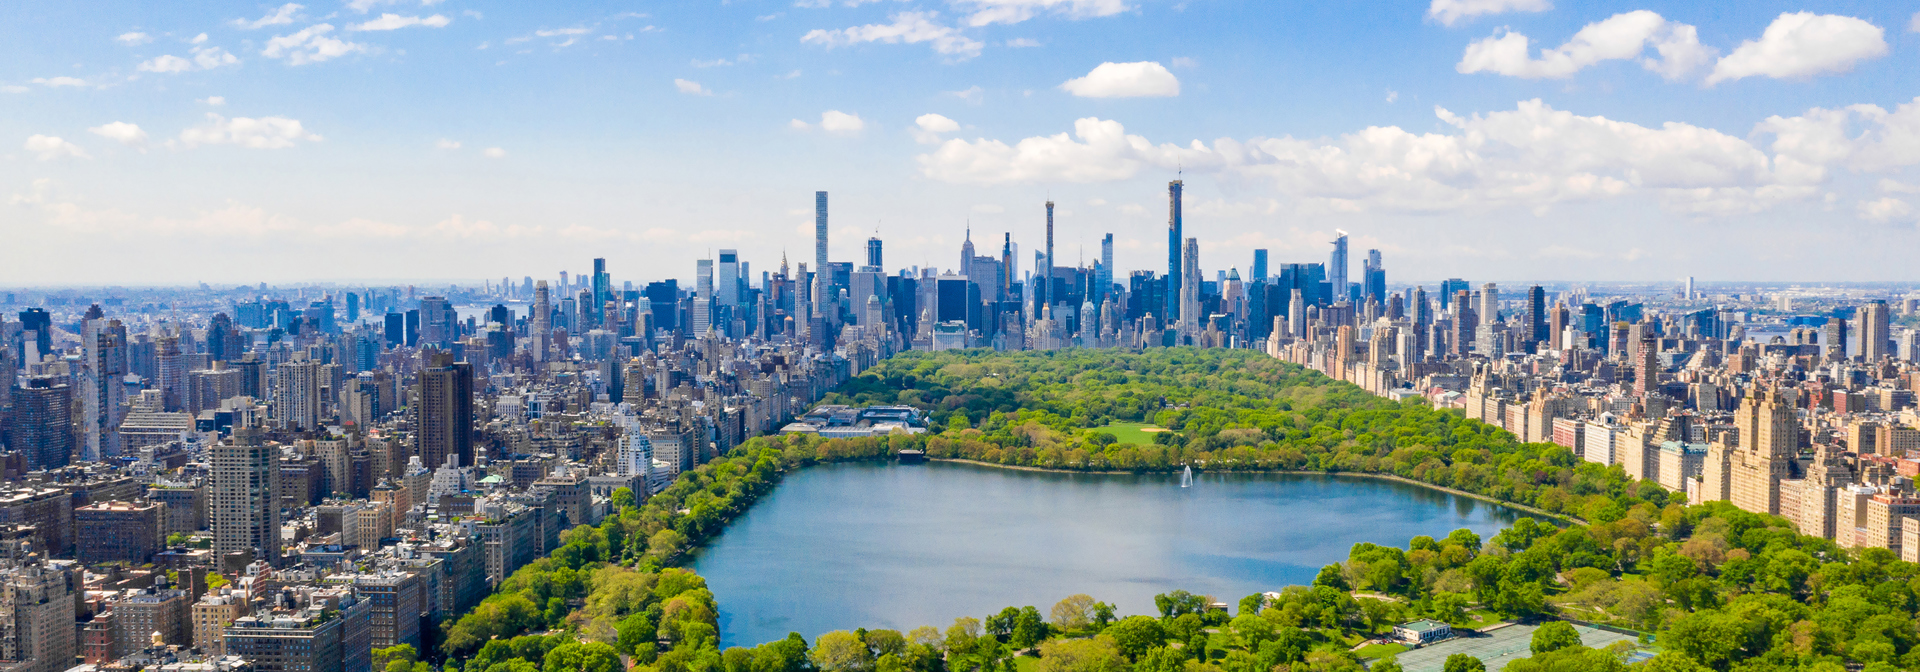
[1384, 622, 1636, 672]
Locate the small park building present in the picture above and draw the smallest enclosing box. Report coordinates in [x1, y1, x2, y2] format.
[1393, 619, 1453, 644]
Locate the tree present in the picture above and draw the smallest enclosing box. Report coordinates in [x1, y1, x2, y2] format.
[944, 618, 983, 658]
[1443, 654, 1485, 672]
[1010, 606, 1048, 649]
[1050, 594, 1097, 632]
[1134, 647, 1184, 672]
[374, 644, 419, 671]
[1371, 658, 1404, 672]
[1091, 602, 1117, 631]
[1103, 616, 1167, 660]
[611, 487, 636, 510]
[812, 631, 872, 672]
[543, 642, 621, 672]
[1151, 590, 1208, 618]
[1313, 565, 1350, 590]
[1034, 636, 1127, 672]
[1530, 622, 1581, 655]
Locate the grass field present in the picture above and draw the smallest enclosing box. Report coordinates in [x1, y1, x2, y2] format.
[1091, 421, 1169, 445]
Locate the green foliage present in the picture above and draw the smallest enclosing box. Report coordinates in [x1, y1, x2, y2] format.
[1530, 622, 1581, 655]
[1035, 636, 1127, 672]
[1103, 616, 1168, 660]
[1443, 653, 1486, 672]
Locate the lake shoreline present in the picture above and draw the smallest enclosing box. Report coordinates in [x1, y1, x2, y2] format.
[927, 458, 1582, 525]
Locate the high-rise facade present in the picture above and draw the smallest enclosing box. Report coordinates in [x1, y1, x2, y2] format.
[531, 280, 551, 361]
[416, 351, 474, 469]
[0, 561, 79, 672]
[1042, 202, 1055, 315]
[11, 377, 74, 471]
[1526, 286, 1547, 348]
[274, 353, 324, 432]
[212, 426, 281, 566]
[867, 237, 883, 269]
[1251, 249, 1268, 282]
[1361, 249, 1385, 304]
[1329, 230, 1349, 303]
[815, 191, 829, 271]
[1097, 234, 1114, 304]
[694, 258, 714, 336]
[591, 258, 610, 318]
[1180, 237, 1200, 340]
[717, 250, 739, 308]
[1479, 283, 1500, 326]
[1166, 181, 1183, 322]
[1861, 300, 1891, 361]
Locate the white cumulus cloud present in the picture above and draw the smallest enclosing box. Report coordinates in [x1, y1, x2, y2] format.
[1707, 12, 1886, 85]
[262, 24, 366, 65]
[140, 46, 240, 73]
[32, 76, 87, 87]
[801, 11, 984, 59]
[912, 113, 961, 144]
[1060, 61, 1180, 97]
[914, 99, 1873, 218]
[115, 32, 153, 46]
[25, 135, 90, 161]
[349, 13, 451, 31]
[821, 110, 865, 134]
[674, 79, 713, 96]
[139, 55, 193, 73]
[956, 0, 1128, 27]
[1857, 197, 1914, 223]
[234, 3, 302, 29]
[436, 138, 461, 149]
[1457, 11, 1713, 80]
[1427, 0, 1550, 27]
[178, 113, 321, 149]
[484, 147, 506, 158]
[88, 122, 148, 147]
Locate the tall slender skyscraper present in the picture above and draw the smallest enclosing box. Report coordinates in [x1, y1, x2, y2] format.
[1480, 283, 1500, 326]
[694, 259, 714, 335]
[1329, 230, 1349, 303]
[1040, 202, 1055, 313]
[592, 258, 610, 316]
[867, 237, 884, 269]
[1180, 237, 1200, 340]
[1097, 233, 1114, 303]
[531, 281, 551, 361]
[815, 191, 829, 271]
[212, 426, 281, 566]
[1000, 233, 1013, 299]
[1526, 286, 1547, 348]
[1251, 249, 1268, 282]
[1167, 181, 1183, 321]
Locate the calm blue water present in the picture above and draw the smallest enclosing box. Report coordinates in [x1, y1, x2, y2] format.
[690, 461, 1534, 647]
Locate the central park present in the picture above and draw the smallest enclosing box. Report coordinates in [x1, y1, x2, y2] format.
[416, 348, 1918, 672]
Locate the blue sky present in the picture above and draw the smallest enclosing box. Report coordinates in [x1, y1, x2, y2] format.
[4, 0, 1919, 286]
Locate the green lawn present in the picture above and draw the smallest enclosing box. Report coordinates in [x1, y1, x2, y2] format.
[1092, 422, 1168, 445]
[1355, 643, 1408, 660]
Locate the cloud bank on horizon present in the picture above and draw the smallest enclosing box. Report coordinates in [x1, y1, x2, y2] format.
[2, 0, 1917, 285]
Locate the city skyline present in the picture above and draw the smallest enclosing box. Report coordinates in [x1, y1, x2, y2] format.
[7, 0, 1920, 284]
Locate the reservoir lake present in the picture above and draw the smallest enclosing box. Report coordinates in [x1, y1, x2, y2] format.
[690, 460, 1536, 647]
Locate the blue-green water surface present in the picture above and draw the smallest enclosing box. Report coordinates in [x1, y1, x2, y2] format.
[691, 461, 1533, 647]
